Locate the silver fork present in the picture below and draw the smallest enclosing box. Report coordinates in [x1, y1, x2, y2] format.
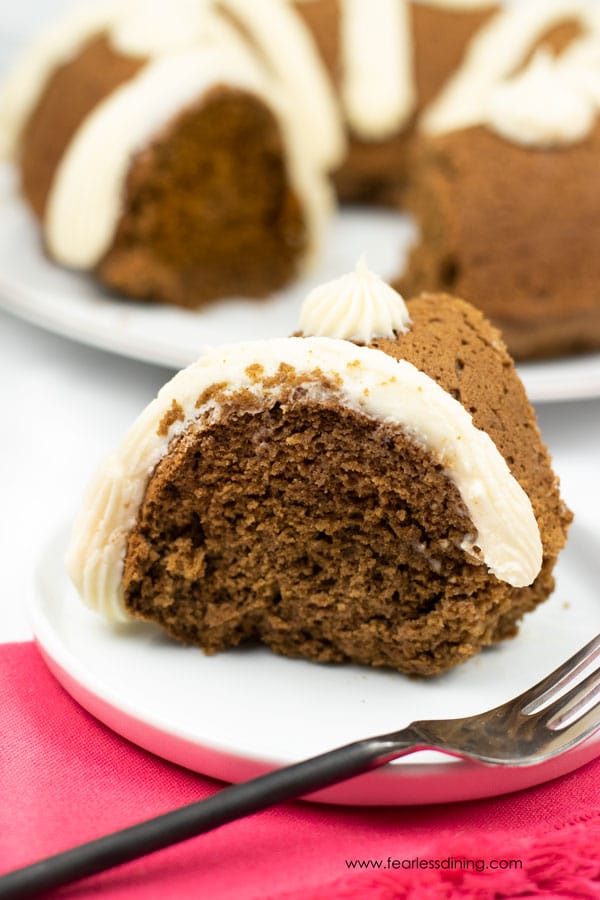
[2, 632, 600, 899]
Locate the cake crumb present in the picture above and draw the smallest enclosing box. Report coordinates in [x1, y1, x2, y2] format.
[157, 400, 185, 436]
[245, 363, 265, 382]
[262, 362, 297, 389]
[196, 382, 229, 408]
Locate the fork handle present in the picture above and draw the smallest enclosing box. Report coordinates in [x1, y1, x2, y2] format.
[0, 731, 417, 899]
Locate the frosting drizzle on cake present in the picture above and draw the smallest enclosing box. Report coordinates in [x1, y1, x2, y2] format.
[221, 0, 345, 170]
[110, 0, 227, 56]
[0, 2, 120, 160]
[417, 0, 496, 8]
[340, 0, 415, 139]
[421, 0, 600, 142]
[67, 323, 543, 622]
[299, 256, 411, 342]
[487, 50, 596, 148]
[45, 45, 331, 270]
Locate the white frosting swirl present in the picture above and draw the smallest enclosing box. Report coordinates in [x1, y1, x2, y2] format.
[299, 257, 411, 343]
[559, 36, 600, 106]
[67, 334, 543, 622]
[487, 50, 596, 147]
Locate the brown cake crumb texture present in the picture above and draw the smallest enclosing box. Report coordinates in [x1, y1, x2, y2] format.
[19, 36, 307, 307]
[122, 296, 571, 676]
[98, 87, 307, 307]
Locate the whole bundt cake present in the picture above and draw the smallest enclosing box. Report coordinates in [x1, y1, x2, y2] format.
[2, 0, 600, 358]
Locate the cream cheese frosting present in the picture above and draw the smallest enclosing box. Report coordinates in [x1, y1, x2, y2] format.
[421, 0, 600, 142]
[558, 36, 600, 106]
[67, 333, 543, 622]
[487, 50, 596, 148]
[299, 257, 411, 342]
[45, 45, 331, 271]
[110, 0, 222, 57]
[340, 0, 415, 139]
[415, 0, 496, 7]
[0, 0, 345, 173]
[221, 0, 346, 170]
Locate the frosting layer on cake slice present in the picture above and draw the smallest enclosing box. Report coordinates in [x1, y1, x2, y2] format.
[67, 266, 570, 675]
[68, 332, 541, 617]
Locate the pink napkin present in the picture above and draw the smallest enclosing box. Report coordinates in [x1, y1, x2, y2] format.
[1, 641, 599, 899]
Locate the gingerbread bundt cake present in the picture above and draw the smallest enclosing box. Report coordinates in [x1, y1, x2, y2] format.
[3, 0, 600, 356]
[67, 263, 571, 676]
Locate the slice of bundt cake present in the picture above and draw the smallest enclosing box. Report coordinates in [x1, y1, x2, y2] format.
[1, 5, 331, 307]
[67, 262, 571, 676]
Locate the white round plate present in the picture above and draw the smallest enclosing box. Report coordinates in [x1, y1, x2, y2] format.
[30, 519, 600, 806]
[1, 165, 600, 403]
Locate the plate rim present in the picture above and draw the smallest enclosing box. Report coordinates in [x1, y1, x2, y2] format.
[27, 524, 600, 807]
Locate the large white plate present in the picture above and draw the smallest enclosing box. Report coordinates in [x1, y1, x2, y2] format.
[2, 165, 600, 403]
[30, 519, 600, 806]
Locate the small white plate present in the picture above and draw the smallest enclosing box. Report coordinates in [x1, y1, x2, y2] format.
[30, 520, 600, 806]
[2, 166, 600, 403]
